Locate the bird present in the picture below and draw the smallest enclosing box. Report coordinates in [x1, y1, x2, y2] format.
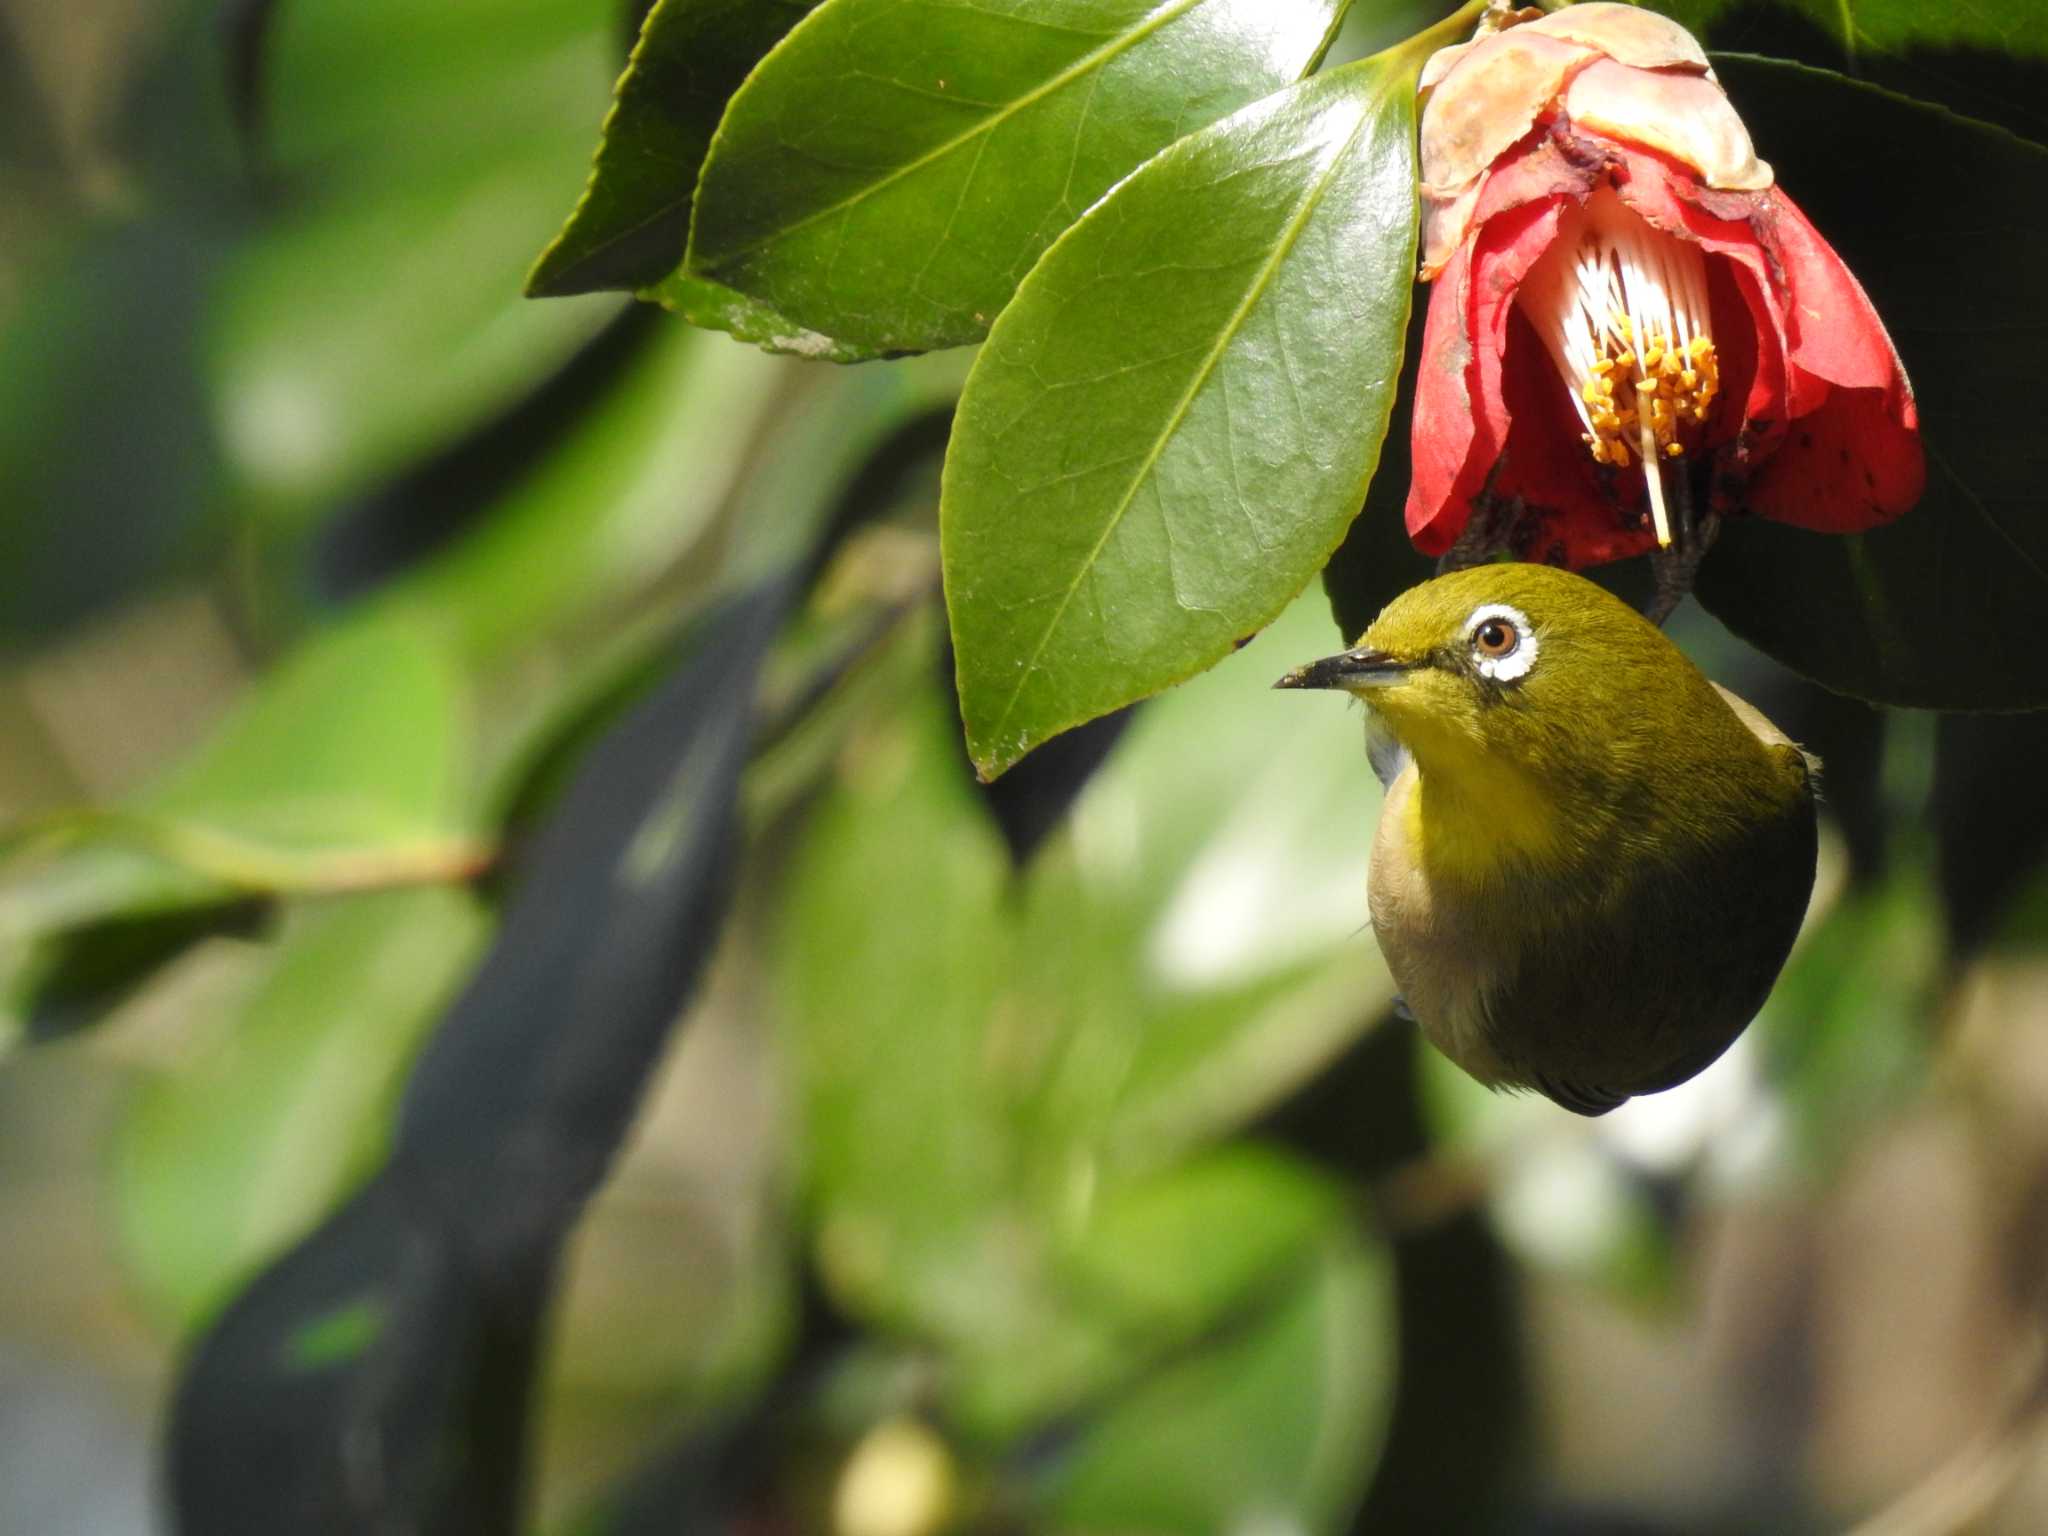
[1275, 563, 1817, 1115]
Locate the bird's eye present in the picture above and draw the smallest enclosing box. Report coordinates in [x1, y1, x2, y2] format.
[1474, 618, 1519, 659]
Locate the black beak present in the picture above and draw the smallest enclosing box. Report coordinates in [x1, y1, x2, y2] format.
[1272, 648, 1412, 691]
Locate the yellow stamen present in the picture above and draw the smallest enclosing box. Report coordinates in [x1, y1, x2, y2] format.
[1513, 186, 1723, 546]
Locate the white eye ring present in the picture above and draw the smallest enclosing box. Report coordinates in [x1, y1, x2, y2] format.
[1466, 603, 1537, 682]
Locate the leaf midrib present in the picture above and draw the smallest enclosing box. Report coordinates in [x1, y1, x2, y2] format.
[691, 0, 1210, 270]
[981, 68, 1401, 758]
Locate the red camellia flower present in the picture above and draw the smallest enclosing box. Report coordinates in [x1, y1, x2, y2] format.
[1408, 3, 1923, 568]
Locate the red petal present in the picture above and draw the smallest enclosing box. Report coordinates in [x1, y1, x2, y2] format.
[1405, 196, 1568, 555]
[1746, 383, 1926, 530]
[1744, 187, 1923, 527]
[1711, 254, 1790, 462]
[1405, 241, 1484, 556]
[1764, 188, 1914, 400]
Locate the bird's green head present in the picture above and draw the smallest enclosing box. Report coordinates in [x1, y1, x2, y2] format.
[1275, 563, 1766, 863]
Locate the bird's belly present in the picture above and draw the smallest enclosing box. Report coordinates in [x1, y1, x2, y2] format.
[1366, 758, 1817, 1109]
[1366, 769, 1515, 1086]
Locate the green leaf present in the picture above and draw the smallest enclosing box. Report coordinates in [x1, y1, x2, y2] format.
[211, 146, 621, 518]
[1, 612, 475, 1050]
[528, 0, 818, 297]
[1653, 0, 2048, 139]
[378, 322, 789, 665]
[0, 220, 226, 648]
[1660, 0, 2048, 58]
[781, 594, 1392, 1430]
[167, 578, 784, 1534]
[943, 46, 1426, 779]
[638, 272, 893, 361]
[208, 0, 624, 516]
[143, 612, 473, 862]
[685, 0, 1347, 352]
[113, 887, 488, 1331]
[1693, 61, 2048, 708]
[1042, 1213, 1391, 1536]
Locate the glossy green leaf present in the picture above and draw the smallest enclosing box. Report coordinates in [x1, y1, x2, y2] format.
[1694, 62, 2048, 708]
[685, 0, 1347, 352]
[528, 0, 818, 297]
[943, 42, 1430, 778]
[113, 887, 488, 1331]
[639, 272, 892, 362]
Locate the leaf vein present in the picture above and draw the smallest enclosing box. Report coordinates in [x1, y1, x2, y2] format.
[983, 86, 1387, 749]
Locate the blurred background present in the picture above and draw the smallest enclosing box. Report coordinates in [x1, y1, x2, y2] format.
[4, 0, 2048, 1532]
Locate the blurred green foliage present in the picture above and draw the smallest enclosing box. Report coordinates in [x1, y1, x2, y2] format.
[4, 0, 2048, 1533]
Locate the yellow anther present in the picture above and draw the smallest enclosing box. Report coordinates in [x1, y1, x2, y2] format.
[1571, 318, 1718, 476]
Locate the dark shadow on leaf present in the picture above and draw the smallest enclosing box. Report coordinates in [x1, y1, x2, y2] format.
[170, 397, 961, 1533]
[168, 579, 779, 1533]
[0, 220, 227, 653]
[584, 1266, 858, 1535]
[941, 633, 1136, 871]
[1694, 3, 2048, 144]
[215, 0, 280, 176]
[1934, 712, 2048, 958]
[19, 899, 269, 1046]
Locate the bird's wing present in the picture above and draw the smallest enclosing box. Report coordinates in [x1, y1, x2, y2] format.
[1713, 682, 1823, 782]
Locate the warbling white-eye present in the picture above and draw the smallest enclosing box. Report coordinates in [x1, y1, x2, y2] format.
[1277, 563, 1817, 1115]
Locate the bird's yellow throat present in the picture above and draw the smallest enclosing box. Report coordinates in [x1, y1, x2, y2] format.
[1372, 697, 1567, 888]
